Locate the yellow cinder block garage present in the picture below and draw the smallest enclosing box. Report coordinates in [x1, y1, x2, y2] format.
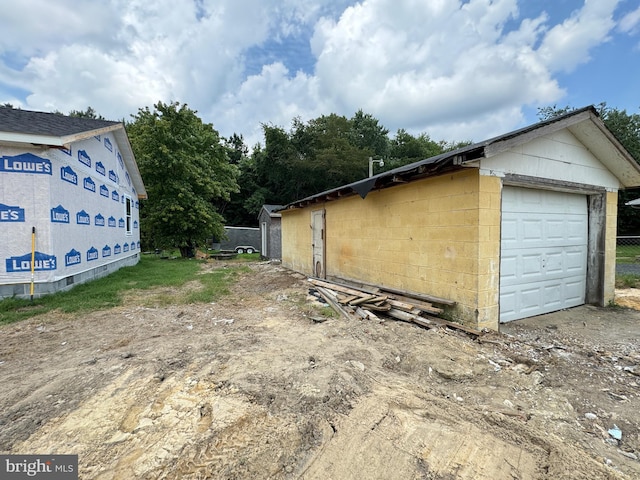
[280, 107, 640, 330]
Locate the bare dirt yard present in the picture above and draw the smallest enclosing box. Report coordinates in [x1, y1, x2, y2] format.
[1, 260, 639, 479]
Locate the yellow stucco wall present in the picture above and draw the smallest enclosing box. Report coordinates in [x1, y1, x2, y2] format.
[605, 191, 618, 304]
[282, 169, 503, 329]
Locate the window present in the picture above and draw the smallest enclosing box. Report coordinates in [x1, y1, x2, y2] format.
[125, 195, 132, 235]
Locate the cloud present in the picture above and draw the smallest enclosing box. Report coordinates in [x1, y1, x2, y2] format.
[537, 0, 618, 73]
[0, 0, 628, 148]
[304, 0, 563, 139]
[618, 5, 640, 35]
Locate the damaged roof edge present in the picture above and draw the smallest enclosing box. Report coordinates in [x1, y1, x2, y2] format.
[280, 105, 609, 211]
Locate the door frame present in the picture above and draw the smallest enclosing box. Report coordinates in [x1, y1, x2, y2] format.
[500, 174, 608, 322]
[311, 209, 326, 278]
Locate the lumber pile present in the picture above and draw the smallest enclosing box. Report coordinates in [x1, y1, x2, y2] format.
[308, 278, 481, 336]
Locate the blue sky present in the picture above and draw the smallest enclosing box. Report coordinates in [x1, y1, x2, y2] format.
[0, 0, 638, 148]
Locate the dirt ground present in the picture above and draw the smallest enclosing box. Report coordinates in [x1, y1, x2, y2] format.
[1, 261, 639, 480]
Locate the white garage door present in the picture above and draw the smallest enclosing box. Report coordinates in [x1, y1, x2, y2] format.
[500, 187, 587, 323]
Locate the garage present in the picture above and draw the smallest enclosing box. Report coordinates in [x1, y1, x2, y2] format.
[500, 186, 588, 322]
[281, 106, 640, 330]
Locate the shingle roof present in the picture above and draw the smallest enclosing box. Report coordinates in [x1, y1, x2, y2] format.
[0, 107, 120, 137]
[0, 107, 147, 199]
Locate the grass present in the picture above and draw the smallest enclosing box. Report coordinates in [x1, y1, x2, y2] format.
[615, 273, 640, 289]
[0, 253, 248, 325]
[616, 245, 640, 263]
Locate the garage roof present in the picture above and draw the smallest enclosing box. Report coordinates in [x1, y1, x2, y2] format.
[282, 106, 640, 210]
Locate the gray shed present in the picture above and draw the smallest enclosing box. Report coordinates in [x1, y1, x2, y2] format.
[258, 205, 283, 260]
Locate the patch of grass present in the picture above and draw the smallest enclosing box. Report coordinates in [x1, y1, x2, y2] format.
[616, 245, 640, 263]
[615, 273, 640, 289]
[0, 255, 243, 325]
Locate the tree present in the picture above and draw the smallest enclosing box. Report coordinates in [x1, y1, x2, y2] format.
[69, 106, 105, 119]
[127, 101, 239, 257]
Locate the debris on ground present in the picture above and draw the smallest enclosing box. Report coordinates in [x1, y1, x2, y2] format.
[0, 262, 639, 479]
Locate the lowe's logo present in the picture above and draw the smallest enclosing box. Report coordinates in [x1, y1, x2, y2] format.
[137, 241, 141, 249]
[111, 190, 119, 202]
[95, 214, 105, 226]
[100, 185, 109, 197]
[1, 153, 52, 175]
[108, 170, 118, 183]
[0, 203, 25, 222]
[117, 152, 124, 168]
[130, 241, 136, 250]
[6, 252, 57, 272]
[123, 243, 130, 253]
[118, 218, 125, 228]
[108, 216, 116, 227]
[76, 210, 90, 225]
[114, 243, 121, 255]
[84, 177, 96, 192]
[51, 205, 70, 223]
[65, 249, 81, 267]
[87, 247, 99, 261]
[102, 245, 111, 257]
[134, 220, 138, 229]
[104, 137, 113, 152]
[125, 172, 131, 186]
[78, 150, 91, 167]
[96, 161, 105, 176]
[61, 166, 78, 185]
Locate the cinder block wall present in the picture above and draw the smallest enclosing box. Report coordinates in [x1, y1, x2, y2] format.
[282, 169, 503, 329]
[281, 207, 314, 274]
[604, 191, 618, 304]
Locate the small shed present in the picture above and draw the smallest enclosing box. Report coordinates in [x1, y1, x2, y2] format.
[0, 108, 147, 299]
[259, 204, 284, 260]
[280, 106, 640, 330]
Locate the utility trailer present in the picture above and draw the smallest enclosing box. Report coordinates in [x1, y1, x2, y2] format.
[212, 226, 260, 254]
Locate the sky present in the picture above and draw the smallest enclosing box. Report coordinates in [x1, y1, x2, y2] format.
[0, 0, 639, 148]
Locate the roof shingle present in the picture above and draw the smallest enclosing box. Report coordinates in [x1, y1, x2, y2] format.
[0, 107, 120, 137]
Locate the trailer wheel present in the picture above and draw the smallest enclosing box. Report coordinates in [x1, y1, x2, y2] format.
[235, 247, 245, 254]
[246, 247, 255, 254]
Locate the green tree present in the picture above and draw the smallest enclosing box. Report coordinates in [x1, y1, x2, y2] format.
[349, 109, 390, 158]
[127, 101, 239, 257]
[69, 106, 105, 119]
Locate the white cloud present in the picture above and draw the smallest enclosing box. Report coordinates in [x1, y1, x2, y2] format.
[0, 0, 629, 147]
[618, 5, 640, 35]
[537, 0, 618, 73]
[307, 0, 562, 138]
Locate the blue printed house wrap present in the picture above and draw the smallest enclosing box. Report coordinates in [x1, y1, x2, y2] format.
[0, 108, 147, 297]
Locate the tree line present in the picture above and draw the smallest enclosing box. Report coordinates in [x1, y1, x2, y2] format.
[130, 102, 640, 255]
[6, 102, 637, 256]
[126, 103, 471, 255]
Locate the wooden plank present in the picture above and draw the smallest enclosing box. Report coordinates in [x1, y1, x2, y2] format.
[315, 286, 352, 320]
[356, 307, 381, 321]
[338, 294, 361, 305]
[353, 280, 456, 306]
[387, 299, 423, 314]
[390, 295, 444, 314]
[326, 278, 380, 295]
[361, 303, 391, 312]
[349, 294, 378, 306]
[309, 278, 369, 298]
[387, 308, 418, 322]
